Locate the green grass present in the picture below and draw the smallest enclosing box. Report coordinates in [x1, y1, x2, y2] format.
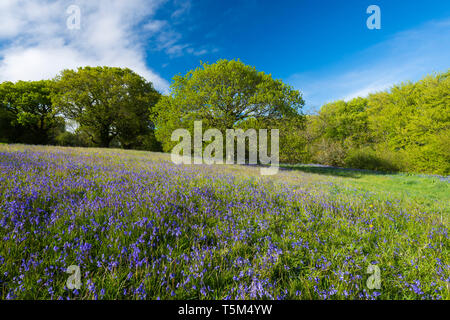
[277, 164, 449, 218]
[0, 144, 448, 300]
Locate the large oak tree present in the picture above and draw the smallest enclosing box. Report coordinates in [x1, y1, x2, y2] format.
[53, 66, 160, 148]
[154, 59, 305, 152]
[0, 80, 63, 144]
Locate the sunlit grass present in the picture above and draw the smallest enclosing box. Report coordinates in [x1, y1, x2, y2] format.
[0, 144, 448, 300]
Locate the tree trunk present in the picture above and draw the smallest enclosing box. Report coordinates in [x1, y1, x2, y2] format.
[99, 126, 111, 148]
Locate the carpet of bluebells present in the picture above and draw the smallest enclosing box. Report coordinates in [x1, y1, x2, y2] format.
[0, 145, 448, 300]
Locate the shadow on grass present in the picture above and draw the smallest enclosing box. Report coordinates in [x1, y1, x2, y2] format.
[278, 164, 396, 179]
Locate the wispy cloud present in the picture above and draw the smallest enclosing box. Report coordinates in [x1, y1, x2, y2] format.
[143, 0, 211, 58]
[287, 18, 450, 112]
[143, 20, 168, 35]
[171, 0, 191, 20]
[186, 48, 209, 56]
[0, 0, 171, 92]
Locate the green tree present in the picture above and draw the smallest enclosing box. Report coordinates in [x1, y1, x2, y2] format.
[53, 66, 161, 149]
[366, 71, 450, 174]
[154, 59, 304, 152]
[0, 80, 62, 144]
[318, 97, 370, 146]
[306, 70, 449, 175]
[0, 83, 17, 143]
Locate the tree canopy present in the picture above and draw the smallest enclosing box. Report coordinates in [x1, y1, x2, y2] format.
[0, 80, 63, 144]
[153, 59, 304, 152]
[303, 70, 450, 174]
[53, 66, 161, 148]
[0, 62, 447, 175]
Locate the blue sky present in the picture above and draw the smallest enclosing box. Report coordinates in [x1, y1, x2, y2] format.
[0, 0, 449, 112]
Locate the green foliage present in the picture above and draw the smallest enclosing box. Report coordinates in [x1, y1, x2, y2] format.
[344, 147, 399, 172]
[318, 97, 371, 146]
[53, 66, 161, 149]
[0, 101, 16, 143]
[154, 59, 305, 153]
[236, 115, 308, 164]
[55, 131, 95, 148]
[0, 63, 447, 175]
[311, 138, 348, 167]
[274, 116, 309, 164]
[401, 129, 450, 176]
[365, 71, 450, 175]
[304, 70, 449, 175]
[0, 80, 63, 144]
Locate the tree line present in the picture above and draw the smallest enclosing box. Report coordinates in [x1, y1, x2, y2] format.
[0, 60, 448, 175]
[301, 70, 449, 175]
[0, 67, 161, 150]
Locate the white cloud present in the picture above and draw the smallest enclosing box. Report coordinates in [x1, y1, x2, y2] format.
[166, 43, 190, 56]
[171, 0, 191, 20]
[154, 30, 183, 52]
[147, 22, 193, 57]
[143, 20, 168, 34]
[187, 48, 208, 56]
[0, 0, 171, 93]
[287, 18, 450, 112]
[141, 0, 210, 58]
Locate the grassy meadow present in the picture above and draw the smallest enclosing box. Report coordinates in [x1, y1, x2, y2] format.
[0, 144, 448, 300]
